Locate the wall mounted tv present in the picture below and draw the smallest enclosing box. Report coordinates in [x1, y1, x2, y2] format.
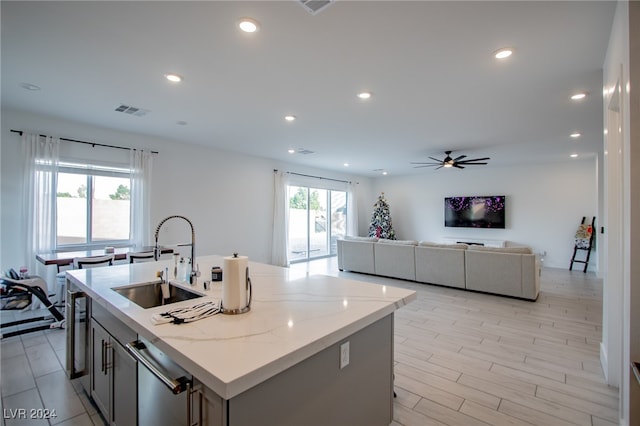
[444, 196, 506, 228]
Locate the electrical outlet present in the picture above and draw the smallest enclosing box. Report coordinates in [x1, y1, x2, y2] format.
[340, 341, 350, 369]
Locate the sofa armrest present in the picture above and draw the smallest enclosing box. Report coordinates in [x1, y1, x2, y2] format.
[337, 239, 344, 270]
[521, 255, 540, 300]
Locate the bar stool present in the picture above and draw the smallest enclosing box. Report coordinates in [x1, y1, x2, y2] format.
[73, 254, 114, 269]
[55, 255, 115, 305]
[126, 251, 155, 263]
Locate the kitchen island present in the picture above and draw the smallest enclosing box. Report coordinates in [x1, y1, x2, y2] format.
[66, 255, 416, 425]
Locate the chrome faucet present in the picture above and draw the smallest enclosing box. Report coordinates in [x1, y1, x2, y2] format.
[154, 215, 200, 284]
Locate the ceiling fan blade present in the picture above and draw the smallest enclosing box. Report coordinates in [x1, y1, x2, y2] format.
[410, 162, 441, 165]
[435, 165, 444, 170]
[412, 164, 439, 168]
[428, 156, 444, 163]
[459, 162, 488, 165]
[453, 155, 467, 162]
[453, 164, 465, 169]
[457, 157, 490, 163]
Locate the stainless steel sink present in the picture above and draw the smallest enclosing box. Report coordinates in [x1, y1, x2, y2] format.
[112, 280, 203, 309]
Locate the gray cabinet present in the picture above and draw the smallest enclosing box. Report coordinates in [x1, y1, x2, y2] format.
[90, 321, 110, 418]
[191, 378, 224, 426]
[91, 304, 137, 426]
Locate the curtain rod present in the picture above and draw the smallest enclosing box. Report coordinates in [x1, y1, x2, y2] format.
[11, 129, 159, 154]
[273, 169, 351, 184]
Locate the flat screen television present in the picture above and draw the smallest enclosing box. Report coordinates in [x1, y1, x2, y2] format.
[444, 195, 506, 228]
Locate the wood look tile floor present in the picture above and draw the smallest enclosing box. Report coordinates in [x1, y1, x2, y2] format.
[1, 260, 618, 425]
[325, 263, 619, 426]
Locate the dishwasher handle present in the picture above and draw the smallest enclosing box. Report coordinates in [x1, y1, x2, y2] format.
[125, 340, 191, 395]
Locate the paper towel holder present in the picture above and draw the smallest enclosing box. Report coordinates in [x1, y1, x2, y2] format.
[221, 266, 252, 315]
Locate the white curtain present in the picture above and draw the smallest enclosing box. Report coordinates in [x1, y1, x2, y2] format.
[22, 133, 59, 283]
[346, 182, 359, 237]
[271, 170, 290, 267]
[129, 149, 153, 249]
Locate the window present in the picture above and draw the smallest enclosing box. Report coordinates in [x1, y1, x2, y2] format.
[56, 162, 131, 248]
[287, 186, 347, 262]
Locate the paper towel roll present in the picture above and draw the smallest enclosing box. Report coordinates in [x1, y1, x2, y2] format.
[222, 254, 249, 311]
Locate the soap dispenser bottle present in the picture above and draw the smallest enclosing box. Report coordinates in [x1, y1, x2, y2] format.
[178, 257, 185, 282]
[185, 258, 192, 282]
[173, 253, 180, 279]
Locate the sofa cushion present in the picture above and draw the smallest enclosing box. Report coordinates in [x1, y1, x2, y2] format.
[377, 239, 418, 245]
[419, 241, 469, 250]
[415, 245, 466, 288]
[344, 236, 379, 242]
[465, 250, 524, 298]
[339, 239, 376, 274]
[467, 245, 533, 255]
[374, 242, 416, 280]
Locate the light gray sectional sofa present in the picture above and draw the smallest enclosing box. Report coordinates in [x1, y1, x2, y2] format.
[337, 237, 540, 300]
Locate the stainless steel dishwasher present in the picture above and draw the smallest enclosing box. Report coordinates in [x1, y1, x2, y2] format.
[125, 336, 193, 426]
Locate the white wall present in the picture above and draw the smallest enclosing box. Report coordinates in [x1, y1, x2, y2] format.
[368, 160, 598, 270]
[0, 108, 373, 274]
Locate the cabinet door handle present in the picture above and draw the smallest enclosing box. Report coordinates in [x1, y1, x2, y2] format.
[104, 342, 112, 374]
[101, 340, 107, 375]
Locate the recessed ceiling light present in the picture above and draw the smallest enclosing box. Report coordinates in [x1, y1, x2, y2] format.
[176, 120, 188, 126]
[288, 149, 295, 154]
[494, 48, 514, 59]
[357, 92, 372, 100]
[571, 92, 587, 100]
[570, 153, 579, 158]
[382, 171, 388, 176]
[343, 162, 349, 167]
[570, 132, 582, 138]
[284, 115, 296, 122]
[238, 18, 259, 33]
[19, 82, 41, 91]
[165, 73, 183, 83]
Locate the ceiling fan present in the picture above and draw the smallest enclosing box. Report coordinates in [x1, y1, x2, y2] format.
[411, 151, 490, 169]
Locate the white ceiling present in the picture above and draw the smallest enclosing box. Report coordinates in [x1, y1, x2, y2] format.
[1, 1, 616, 177]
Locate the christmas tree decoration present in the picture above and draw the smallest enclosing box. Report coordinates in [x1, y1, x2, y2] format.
[368, 192, 396, 240]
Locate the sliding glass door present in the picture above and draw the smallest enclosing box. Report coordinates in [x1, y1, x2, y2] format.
[288, 186, 347, 262]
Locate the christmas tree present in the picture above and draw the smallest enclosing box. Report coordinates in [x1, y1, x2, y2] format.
[368, 192, 396, 240]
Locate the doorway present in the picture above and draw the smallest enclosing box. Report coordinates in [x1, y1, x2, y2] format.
[287, 186, 347, 262]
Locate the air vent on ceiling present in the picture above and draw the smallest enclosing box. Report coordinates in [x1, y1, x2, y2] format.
[114, 104, 150, 117]
[296, 148, 315, 155]
[298, 0, 334, 15]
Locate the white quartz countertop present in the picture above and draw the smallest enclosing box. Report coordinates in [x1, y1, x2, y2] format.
[67, 255, 416, 399]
